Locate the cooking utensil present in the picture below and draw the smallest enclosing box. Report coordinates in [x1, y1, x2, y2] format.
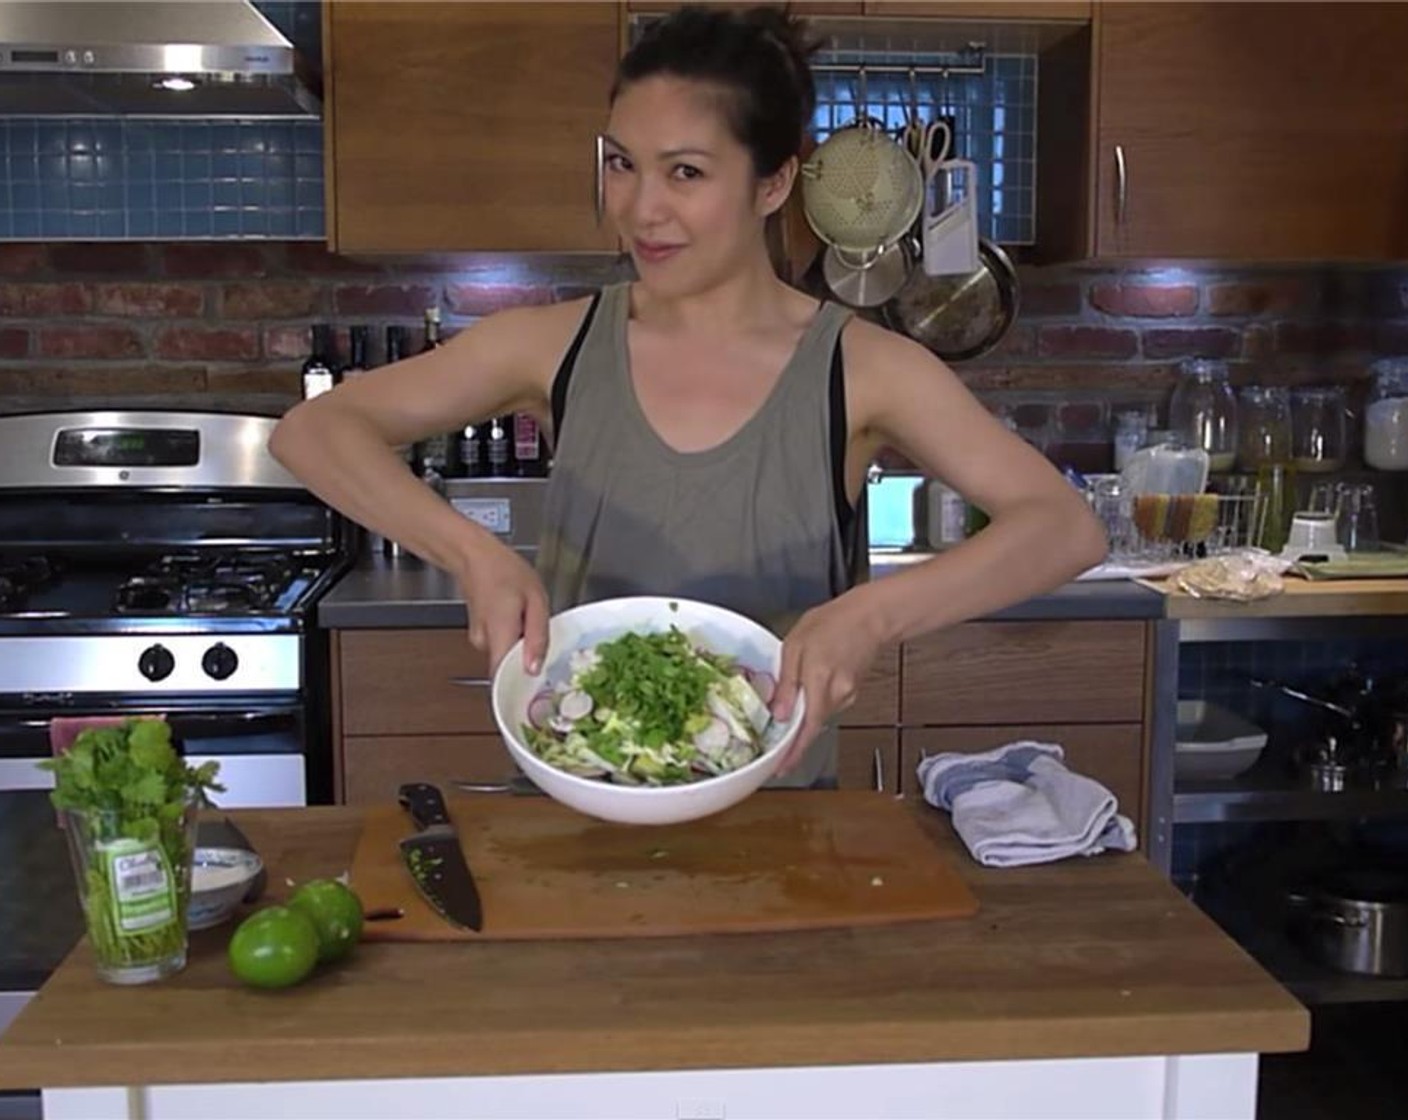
[396, 782, 483, 932]
[799, 120, 924, 262]
[883, 236, 1019, 362]
[1286, 867, 1408, 977]
[822, 237, 914, 308]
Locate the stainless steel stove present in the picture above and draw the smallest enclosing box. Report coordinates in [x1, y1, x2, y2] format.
[0, 410, 350, 807]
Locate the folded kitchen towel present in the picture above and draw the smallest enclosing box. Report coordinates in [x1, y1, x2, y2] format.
[917, 741, 1137, 868]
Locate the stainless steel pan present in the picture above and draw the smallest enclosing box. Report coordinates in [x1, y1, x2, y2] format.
[882, 236, 1019, 362]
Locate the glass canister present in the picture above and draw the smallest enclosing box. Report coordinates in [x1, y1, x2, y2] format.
[1236, 385, 1293, 470]
[1168, 359, 1238, 472]
[1365, 358, 1408, 471]
[1291, 387, 1348, 473]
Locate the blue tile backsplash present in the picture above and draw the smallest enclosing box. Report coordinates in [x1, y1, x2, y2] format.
[0, 1, 325, 241]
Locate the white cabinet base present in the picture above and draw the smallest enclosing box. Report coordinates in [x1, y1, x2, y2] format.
[44, 1053, 1258, 1120]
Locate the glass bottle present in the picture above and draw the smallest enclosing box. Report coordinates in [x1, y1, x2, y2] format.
[343, 325, 370, 381]
[1365, 358, 1408, 471]
[1112, 410, 1149, 470]
[1168, 359, 1238, 472]
[300, 324, 337, 400]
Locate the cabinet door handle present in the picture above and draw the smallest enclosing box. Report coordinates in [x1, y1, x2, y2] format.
[873, 746, 887, 794]
[448, 675, 491, 689]
[593, 134, 606, 226]
[1114, 143, 1128, 225]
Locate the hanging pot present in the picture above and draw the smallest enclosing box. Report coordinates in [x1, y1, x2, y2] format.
[822, 237, 915, 309]
[882, 236, 1019, 362]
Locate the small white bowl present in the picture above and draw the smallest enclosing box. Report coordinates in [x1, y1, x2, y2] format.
[491, 596, 805, 826]
[188, 847, 263, 930]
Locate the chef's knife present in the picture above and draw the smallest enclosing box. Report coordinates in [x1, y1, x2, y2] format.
[396, 782, 483, 932]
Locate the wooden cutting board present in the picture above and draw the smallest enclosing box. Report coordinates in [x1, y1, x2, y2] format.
[349, 791, 978, 941]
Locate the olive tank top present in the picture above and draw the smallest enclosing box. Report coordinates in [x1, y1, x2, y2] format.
[535, 282, 859, 786]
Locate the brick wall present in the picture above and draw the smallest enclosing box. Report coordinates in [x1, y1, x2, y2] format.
[1, 242, 1404, 423]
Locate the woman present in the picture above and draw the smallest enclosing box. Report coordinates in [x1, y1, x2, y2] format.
[269, 6, 1107, 785]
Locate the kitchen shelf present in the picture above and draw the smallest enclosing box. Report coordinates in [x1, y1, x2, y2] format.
[1199, 895, 1408, 1007]
[1174, 766, 1408, 824]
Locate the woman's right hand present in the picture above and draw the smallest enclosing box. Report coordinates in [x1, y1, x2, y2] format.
[456, 542, 550, 677]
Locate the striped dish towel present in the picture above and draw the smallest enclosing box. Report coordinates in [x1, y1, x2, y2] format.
[917, 741, 1137, 868]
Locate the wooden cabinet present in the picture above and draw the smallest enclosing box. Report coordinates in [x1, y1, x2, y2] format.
[337, 629, 494, 737]
[332, 621, 1149, 824]
[627, 2, 861, 12]
[900, 725, 1144, 833]
[1089, 2, 1408, 260]
[324, 2, 619, 253]
[342, 734, 513, 805]
[902, 620, 1146, 726]
[837, 728, 899, 793]
[863, 2, 1090, 18]
[843, 643, 900, 727]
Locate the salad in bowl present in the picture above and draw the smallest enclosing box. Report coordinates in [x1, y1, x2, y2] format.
[492, 597, 805, 825]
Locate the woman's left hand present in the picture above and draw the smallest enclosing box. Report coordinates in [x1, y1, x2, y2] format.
[769, 589, 889, 771]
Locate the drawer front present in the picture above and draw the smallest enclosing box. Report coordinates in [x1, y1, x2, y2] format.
[341, 734, 513, 805]
[340, 629, 495, 736]
[899, 724, 1145, 834]
[837, 728, 899, 794]
[843, 644, 900, 727]
[902, 621, 1147, 726]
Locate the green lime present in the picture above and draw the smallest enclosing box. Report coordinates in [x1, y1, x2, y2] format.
[228, 906, 319, 989]
[287, 879, 364, 964]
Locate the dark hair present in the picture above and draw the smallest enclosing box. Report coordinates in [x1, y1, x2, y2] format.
[612, 5, 818, 178]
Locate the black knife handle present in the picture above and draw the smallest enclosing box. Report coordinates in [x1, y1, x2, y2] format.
[398, 782, 452, 829]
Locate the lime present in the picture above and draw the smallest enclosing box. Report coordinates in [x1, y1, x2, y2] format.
[228, 906, 319, 989]
[287, 879, 364, 964]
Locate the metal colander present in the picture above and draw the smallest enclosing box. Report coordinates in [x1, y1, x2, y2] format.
[799, 123, 924, 258]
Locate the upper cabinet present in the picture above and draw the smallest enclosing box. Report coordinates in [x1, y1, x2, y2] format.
[1089, 2, 1408, 261]
[324, 2, 619, 254]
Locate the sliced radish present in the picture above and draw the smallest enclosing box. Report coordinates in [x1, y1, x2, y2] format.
[559, 689, 594, 720]
[746, 669, 776, 705]
[527, 690, 556, 731]
[693, 716, 730, 755]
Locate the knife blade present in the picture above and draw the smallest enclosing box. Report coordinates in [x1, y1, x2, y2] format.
[396, 782, 483, 932]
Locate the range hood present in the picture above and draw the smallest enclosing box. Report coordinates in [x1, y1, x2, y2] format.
[0, 1, 320, 118]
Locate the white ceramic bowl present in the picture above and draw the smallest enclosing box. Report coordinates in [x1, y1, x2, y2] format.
[491, 596, 805, 826]
[188, 846, 263, 930]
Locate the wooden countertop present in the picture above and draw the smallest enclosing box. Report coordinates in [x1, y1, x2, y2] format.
[0, 804, 1308, 1091]
[1157, 575, 1408, 619]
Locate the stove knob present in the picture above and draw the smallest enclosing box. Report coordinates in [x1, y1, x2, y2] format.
[202, 643, 239, 681]
[138, 644, 175, 682]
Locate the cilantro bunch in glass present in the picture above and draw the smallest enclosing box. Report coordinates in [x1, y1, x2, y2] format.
[42, 719, 223, 982]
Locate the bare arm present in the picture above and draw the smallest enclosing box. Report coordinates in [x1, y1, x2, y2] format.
[269, 300, 588, 671]
[772, 321, 1108, 761]
[269, 302, 577, 575]
[845, 321, 1108, 643]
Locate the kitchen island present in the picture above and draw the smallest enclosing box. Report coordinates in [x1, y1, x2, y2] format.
[0, 803, 1307, 1120]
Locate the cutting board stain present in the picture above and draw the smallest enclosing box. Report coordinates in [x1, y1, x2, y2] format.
[350, 791, 978, 941]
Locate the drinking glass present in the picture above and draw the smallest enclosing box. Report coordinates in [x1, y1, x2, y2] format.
[62, 799, 197, 985]
[1338, 484, 1380, 552]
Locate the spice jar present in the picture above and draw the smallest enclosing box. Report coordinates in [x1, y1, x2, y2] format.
[1169, 359, 1238, 472]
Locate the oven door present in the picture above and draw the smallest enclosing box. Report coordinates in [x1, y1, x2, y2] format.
[0, 700, 309, 808]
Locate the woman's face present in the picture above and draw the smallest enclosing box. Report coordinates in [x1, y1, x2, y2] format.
[603, 75, 791, 298]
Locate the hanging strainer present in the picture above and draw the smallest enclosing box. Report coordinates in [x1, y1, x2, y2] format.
[799, 121, 924, 260]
